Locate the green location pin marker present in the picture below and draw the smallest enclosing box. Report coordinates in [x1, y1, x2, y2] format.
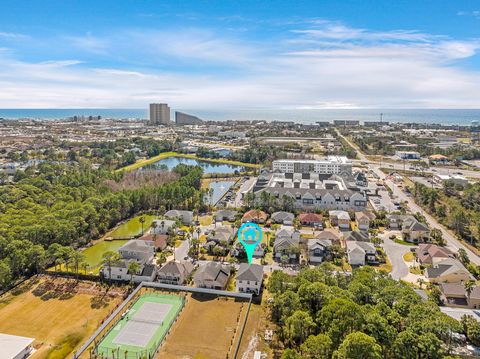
[238, 222, 263, 264]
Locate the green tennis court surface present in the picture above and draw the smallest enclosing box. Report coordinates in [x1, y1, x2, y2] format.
[96, 293, 184, 359]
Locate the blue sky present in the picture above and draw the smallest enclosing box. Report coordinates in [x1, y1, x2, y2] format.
[1, 0, 480, 108]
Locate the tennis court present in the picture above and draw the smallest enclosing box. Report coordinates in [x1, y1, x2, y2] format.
[95, 293, 184, 358]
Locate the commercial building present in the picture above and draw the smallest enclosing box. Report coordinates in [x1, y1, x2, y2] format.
[333, 120, 360, 126]
[149, 103, 170, 125]
[0, 333, 34, 359]
[175, 111, 203, 125]
[395, 151, 421, 160]
[272, 156, 352, 176]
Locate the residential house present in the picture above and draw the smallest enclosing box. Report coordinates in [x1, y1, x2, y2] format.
[307, 238, 332, 264]
[242, 209, 268, 224]
[387, 214, 430, 242]
[343, 231, 370, 242]
[236, 263, 264, 295]
[232, 241, 266, 258]
[316, 229, 341, 245]
[271, 211, 295, 225]
[208, 226, 235, 244]
[355, 211, 375, 231]
[273, 228, 301, 261]
[346, 241, 376, 266]
[164, 210, 194, 225]
[157, 260, 195, 285]
[439, 283, 480, 309]
[101, 240, 157, 283]
[298, 212, 323, 228]
[151, 219, 176, 235]
[416, 244, 454, 265]
[215, 209, 238, 222]
[118, 240, 155, 263]
[354, 171, 368, 187]
[138, 232, 167, 251]
[329, 210, 351, 230]
[194, 262, 231, 290]
[425, 258, 472, 283]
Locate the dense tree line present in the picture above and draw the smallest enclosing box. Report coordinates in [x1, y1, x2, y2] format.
[0, 162, 203, 290]
[269, 265, 462, 359]
[228, 144, 286, 164]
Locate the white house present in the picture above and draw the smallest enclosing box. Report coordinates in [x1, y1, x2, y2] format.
[164, 210, 194, 225]
[346, 241, 376, 266]
[236, 263, 264, 295]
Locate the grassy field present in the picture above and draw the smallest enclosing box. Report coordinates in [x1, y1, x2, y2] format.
[118, 151, 261, 172]
[109, 215, 156, 238]
[0, 277, 123, 359]
[157, 293, 248, 359]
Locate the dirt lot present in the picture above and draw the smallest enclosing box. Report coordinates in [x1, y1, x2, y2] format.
[0, 276, 124, 359]
[157, 293, 249, 359]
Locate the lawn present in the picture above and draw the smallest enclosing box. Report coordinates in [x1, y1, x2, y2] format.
[403, 252, 415, 262]
[394, 238, 417, 246]
[157, 293, 248, 359]
[81, 239, 129, 273]
[0, 277, 123, 359]
[108, 215, 156, 238]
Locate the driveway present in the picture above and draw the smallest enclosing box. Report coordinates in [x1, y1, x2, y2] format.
[382, 233, 412, 280]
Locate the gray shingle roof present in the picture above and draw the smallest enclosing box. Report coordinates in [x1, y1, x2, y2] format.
[237, 263, 263, 282]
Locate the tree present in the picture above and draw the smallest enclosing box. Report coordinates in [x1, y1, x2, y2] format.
[285, 310, 316, 346]
[430, 228, 444, 246]
[127, 261, 141, 285]
[333, 332, 382, 359]
[139, 216, 146, 235]
[156, 252, 167, 266]
[392, 329, 418, 359]
[69, 250, 86, 277]
[300, 334, 332, 359]
[417, 332, 444, 359]
[461, 315, 480, 346]
[0, 260, 13, 290]
[457, 248, 470, 265]
[280, 349, 302, 359]
[101, 251, 121, 282]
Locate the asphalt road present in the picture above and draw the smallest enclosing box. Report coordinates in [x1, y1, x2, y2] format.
[338, 130, 480, 266]
[382, 235, 411, 280]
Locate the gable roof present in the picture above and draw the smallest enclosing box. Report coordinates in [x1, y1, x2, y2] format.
[307, 238, 332, 250]
[158, 260, 194, 276]
[242, 209, 268, 221]
[343, 231, 370, 242]
[316, 229, 341, 241]
[346, 240, 375, 254]
[237, 263, 264, 282]
[416, 244, 454, 264]
[194, 262, 231, 286]
[329, 210, 350, 220]
[119, 240, 153, 253]
[271, 211, 295, 222]
[426, 258, 470, 279]
[298, 212, 323, 222]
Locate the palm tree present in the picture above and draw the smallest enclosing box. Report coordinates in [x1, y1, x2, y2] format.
[465, 280, 476, 299]
[101, 251, 121, 283]
[127, 261, 141, 285]
[139, 216, 146, 235]
[151, 220, 158, 237]
[417, 278, 425, 289]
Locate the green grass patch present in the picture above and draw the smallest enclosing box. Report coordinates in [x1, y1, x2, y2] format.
[109, 215, 156, 238]
[394, 238, 417, 246]
[403, 252, 415, 262]
[45, 331, 84, 359]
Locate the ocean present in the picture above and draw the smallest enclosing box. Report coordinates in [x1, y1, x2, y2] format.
[0, 108, 479, 125]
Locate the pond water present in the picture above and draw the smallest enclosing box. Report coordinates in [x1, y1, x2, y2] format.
[82, 239, 129, 273]
[206, 180, 236, 205]
[147, 156, 244, 174]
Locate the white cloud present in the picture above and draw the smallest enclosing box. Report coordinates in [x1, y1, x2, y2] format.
[0, 21, 480, 109]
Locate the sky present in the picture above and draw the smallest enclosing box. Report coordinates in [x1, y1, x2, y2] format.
[1, 0, 480, 109]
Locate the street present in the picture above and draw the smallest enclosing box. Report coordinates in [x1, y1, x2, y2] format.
[337, 130, 480, 265]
